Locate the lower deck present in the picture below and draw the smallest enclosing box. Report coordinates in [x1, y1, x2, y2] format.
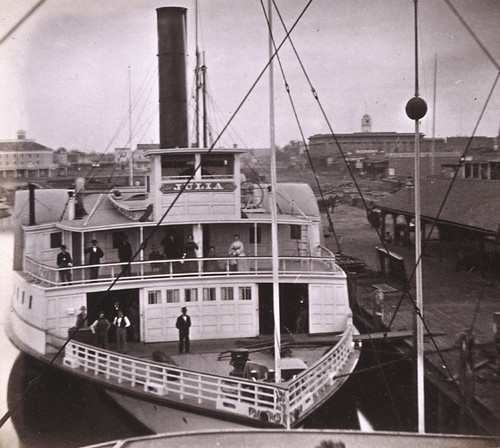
[70, 330, 339, 379]
[8, 313, 358, 429]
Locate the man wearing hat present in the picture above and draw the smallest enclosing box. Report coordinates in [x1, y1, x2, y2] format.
[57, 244, 73, 284]
[75, 306, 88, 327]
[175, 307, 191, 354]
[85, 239, 104, 279]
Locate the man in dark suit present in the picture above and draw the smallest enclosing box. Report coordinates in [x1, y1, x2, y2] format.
[85, 239, 104, 279]
[118, 234, 133, 276]
[57, 244, 73, 284]
[175, 307, 191, 354]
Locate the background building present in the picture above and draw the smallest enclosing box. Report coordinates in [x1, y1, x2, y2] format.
[0, 130, 56, 179]
[307, 115, 497, 180]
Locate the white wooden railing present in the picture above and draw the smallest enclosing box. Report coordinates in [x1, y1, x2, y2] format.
[24, 255, 344, 287]
[62, 324, 355, 428]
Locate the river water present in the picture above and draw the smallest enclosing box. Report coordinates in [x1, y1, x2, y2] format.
[0, 228, 418, 447]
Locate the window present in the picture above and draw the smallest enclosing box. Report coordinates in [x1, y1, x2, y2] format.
[200, 154, 234, 177]
[29, 295, 33, 309]
[166, 289, 180, 303]
[185, 288, 198, 302]
[239, 286, 252, 300]
[203, 287, 216, 301]
[249, 225, 262, 244]
[22, 291, 25, 304]
[50, 232, 62, 249]
[161, 154, 195, 178]
[221, 287, 234, 301]
[148, 290, 161, 304]
[290, 225, 301, 240]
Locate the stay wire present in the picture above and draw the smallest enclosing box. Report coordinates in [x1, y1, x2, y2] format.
[269, 1, 393, 260]
[392, 284, 482, 423]
[266, 0, 403, 427]
[266, 0, 402, 428]
[0, 0, 46, 47]
[0, 1, 316, 428]
[260, 0, 342, 252]
[383, 72, 500, 426]
[0, 162, 133, 429]
[387, 71, 500, 330]
[443, 0, 500, 71]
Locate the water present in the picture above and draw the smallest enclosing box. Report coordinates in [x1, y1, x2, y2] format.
[0, 229, 423, 447]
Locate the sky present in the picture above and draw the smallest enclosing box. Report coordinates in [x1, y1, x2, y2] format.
[0, 0, 499, 153]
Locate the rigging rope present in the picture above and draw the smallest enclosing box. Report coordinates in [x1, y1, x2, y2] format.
[265, 0, 402, 427]
[0, 0, 46, 47]
[261, 0, 342, 251]
[0, 1, 318, 429]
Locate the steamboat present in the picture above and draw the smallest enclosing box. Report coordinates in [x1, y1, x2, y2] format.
[7, 6, 360, 432]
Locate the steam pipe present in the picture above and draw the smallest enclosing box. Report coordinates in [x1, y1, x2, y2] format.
[28, 183, 35, 226]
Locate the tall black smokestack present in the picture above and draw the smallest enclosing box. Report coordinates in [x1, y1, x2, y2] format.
[157, 7, 188, 149]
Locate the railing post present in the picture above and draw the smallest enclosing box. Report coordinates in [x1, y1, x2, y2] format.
[197, 374, 202, 404]
[117, 357, 122, 383]
[285, 388, 291, 429]
[131, 363, 136, 387]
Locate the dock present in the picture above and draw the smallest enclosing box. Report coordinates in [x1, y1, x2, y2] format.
[352, 245, 500, 435]
[321, 204, 500, 435]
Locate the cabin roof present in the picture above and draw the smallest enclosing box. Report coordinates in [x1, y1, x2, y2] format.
[272, 183, 320, 218]
[16, 181, 320, 232]
[375, 177, 500, 234]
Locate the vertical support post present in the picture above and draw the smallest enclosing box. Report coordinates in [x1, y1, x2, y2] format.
[267, 0, 281, 384]
[458, 332, 475, 433]
[494, 312, 500, 370]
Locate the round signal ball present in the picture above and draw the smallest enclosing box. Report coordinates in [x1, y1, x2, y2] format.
[405, 96, 428, 120]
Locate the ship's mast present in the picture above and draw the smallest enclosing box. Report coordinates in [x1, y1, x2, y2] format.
[128, 66, 134, 186]
[195, 0, 201, 148]
[268, 0, 282, 388]
[405, 0, 427, 434]
[194, 1, 209, 148]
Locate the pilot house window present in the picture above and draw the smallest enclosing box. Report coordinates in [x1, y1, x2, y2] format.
[161, 154, 195, 178]
[200, 154, 234, 178]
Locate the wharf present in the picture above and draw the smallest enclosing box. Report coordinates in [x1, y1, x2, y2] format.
[327, 205, 500, 435]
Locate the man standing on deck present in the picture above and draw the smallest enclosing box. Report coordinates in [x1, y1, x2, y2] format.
[85, 239, 104, 279]
[90, 311, 111, 349]
[114, 309, 131, 352]
[57, 244, 73, 284]
[118, 234, 133, 276]
[176, 307, 191, 354]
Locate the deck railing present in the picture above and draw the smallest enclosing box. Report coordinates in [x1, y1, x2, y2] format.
[62, 324, 354, 428]
[24, 254, 343, 287]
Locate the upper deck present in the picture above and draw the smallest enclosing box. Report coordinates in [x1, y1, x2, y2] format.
[23, 254, 344, 288]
